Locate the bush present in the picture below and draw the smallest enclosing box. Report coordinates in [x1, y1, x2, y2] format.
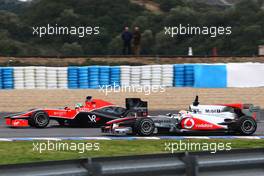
[61, 42, 83, 56]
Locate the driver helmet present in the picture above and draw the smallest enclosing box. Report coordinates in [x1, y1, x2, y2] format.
[75, 103, 83, 108]
[179, 110, 188, 116]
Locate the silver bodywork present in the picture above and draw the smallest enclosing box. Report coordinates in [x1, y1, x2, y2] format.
[104, 104, 259, 135]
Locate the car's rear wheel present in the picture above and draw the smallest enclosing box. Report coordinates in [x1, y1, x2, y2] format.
[29, 111, 50, 128]
[134, 118, 155, 136]
[238, 116, 257, 135]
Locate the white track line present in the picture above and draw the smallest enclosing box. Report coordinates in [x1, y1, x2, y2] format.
[0, 136, 264, 141]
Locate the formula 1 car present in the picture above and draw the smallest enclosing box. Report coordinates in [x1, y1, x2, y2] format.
[102, 96, 259, 136]
[5, 96, 148, 128]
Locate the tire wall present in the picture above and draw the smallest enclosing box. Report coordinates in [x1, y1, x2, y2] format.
[0, 63, 264, 89]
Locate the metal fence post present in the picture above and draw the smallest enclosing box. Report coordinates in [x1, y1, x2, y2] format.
[85, 158, 102, 176]
[182, 154, 198, 176]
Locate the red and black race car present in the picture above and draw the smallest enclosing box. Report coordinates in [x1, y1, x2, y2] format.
[102, 96, 260, 136]
[5, 96, 148, 128]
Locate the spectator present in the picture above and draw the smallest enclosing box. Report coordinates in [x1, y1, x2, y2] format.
[122, 27, 133, 55]
[133, 26, 141, 55]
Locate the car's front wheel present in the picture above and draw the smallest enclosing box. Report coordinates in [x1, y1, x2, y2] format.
[238, 116, 257, 135]
[134, 118, 155, 136]
[29, 111, 50, 128]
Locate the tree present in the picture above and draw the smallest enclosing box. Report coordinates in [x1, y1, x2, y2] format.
[154, 31, 174, 55]
[141, 30, 155, 55]
[61, 42, 83, 56]
[107, 35, 123, 55]
[0, 0, 263, 56]
[156, 0, 184, 12]
[164, 6, 199, 26]
[0, 39, 25, 55]
[132, 16, 149, 31]
[56, 8, 79, 25]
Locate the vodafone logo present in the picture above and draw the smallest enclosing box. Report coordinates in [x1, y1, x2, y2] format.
[183, 118, 195, 129]
[195, 124, 213, 128]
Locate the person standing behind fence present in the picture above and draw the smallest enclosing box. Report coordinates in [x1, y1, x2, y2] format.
[133, 26, 141, 55]
[122, 27, 133, 55]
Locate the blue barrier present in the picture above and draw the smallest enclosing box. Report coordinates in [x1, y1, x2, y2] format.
[78, 67, 89, 89]
[1, 67, 14, 89]
[194, 65, 227, 88]
[0, 68, 2, 89]
[174, 65, 195, 87]
[0, 65, 229, 90]
[110, 66, 121, 86]
[68, 67, 79, 89]
[67, 66, 121, 89]
[89, 66, 100, 89]
[68, 66, 122, 89]
[174, 65, 185, 87]
[99, 66, 110, 86]
[184, 65, 194, 87]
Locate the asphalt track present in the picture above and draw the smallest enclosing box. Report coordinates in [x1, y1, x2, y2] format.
[0, 111, 263, 138]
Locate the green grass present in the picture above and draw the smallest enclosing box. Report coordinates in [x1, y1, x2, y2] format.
[0, 139, 263, 165]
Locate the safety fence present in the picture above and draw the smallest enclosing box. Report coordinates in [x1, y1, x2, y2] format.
[68, 66, 120, 89]
[0, 63, 263, 89]
[13, 67, 68, 89]
[120, 65, 173, 87]
[1, 148, 263, 176]
[0, 67, 13, 89]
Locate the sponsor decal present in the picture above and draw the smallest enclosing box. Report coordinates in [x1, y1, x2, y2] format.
[12, 119, 28, 127]
[184, 118, 195, 129]
[88, 115, 97, 122]
[53, 111, 67, 116]
[205, 109, 221, 113]
[79, 108, 90, 112]
[195, 124, 213, 128]
[191, 108, 201, 113]
[13, 121, 20, 126]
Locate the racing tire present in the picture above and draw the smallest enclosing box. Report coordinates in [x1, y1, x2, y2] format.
[134, 118, 155, 136]
[237, 116, 257, 135]
[29, 111, 50, 128]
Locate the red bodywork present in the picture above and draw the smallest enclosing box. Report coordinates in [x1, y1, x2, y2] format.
[220, 103, 257, 120]
[5, 99, 115, 127]
[219, 103, 243, 109]
[6, 118, 28, 127]
[180, 117, 224, 131]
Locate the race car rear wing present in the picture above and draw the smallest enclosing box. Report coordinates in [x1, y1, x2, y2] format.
[125, 98, 148, 117]
[242, 104, 261, 120]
